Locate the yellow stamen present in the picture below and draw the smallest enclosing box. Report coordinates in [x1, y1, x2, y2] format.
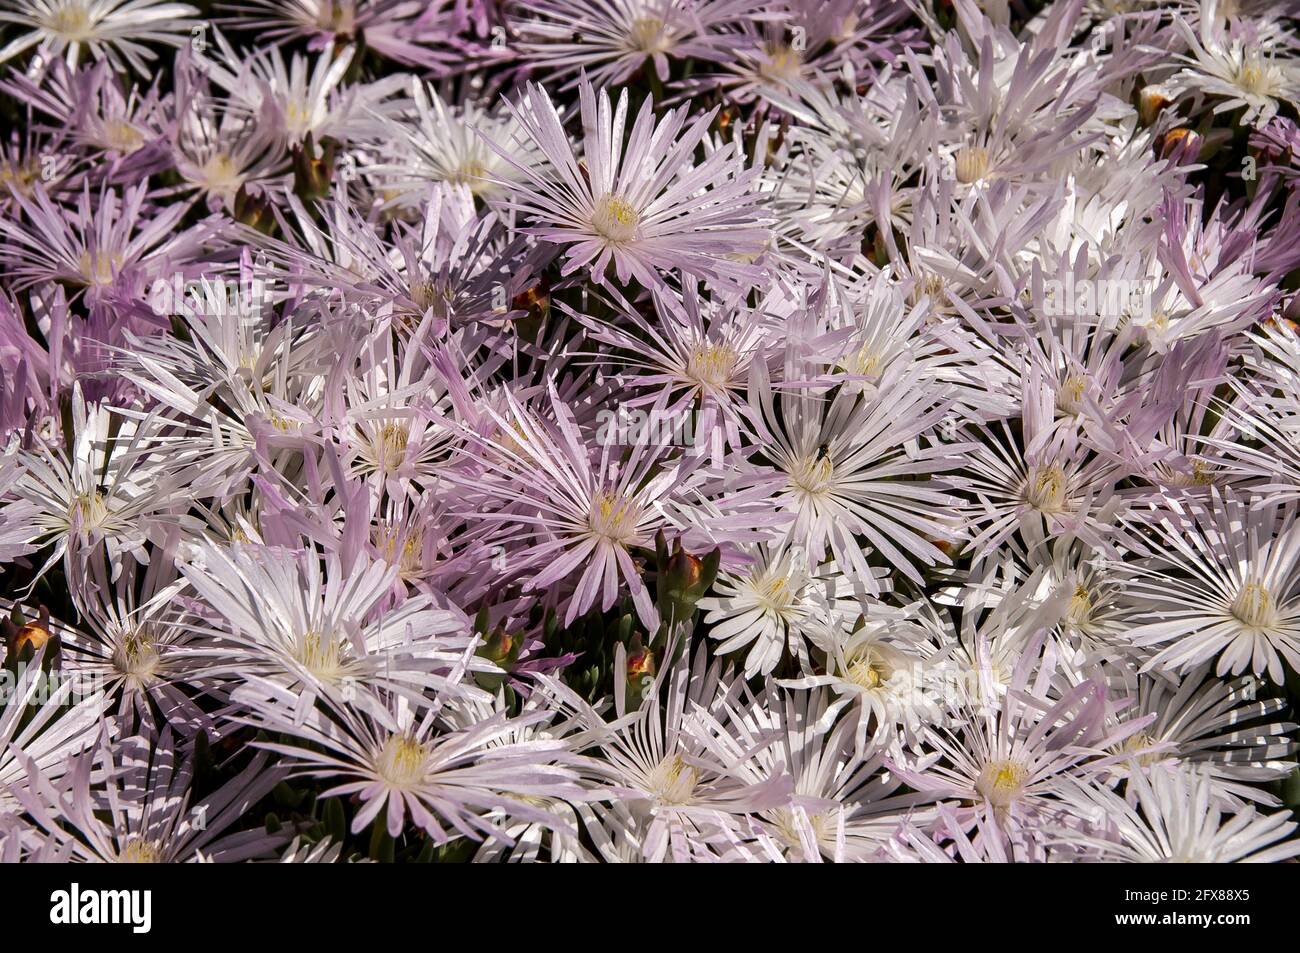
[376, 734, 429, 787]
[591, 193, 640, 243]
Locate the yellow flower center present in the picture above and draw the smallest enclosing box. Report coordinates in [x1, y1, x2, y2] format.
[0, 160, 40, 196]
[787, 453, 835, 497]
[843, 346, 884, 382]
[759, 44, 803, 82]
[954, 145, 990, 184]
[1235, 58, 1273, 95]
[751, 571, 795, 612]
[76, 251, 123, 286]
[112, 629, 160, 680]
[646, 754, 698, 806]
[588, 490, 641, 544]
[1121, 732, 1164, 768]
[1231, 582, 1277, 629]
[685, 342, 739, 389]
[1188, 458, 1216, 486]
[294, 629, 348, 681]
[117, 838, 162, 863]
[447, 159, 488, 191]
[976, 759, 1029, 808]
[628, 17, 672, 54]
[197, 154, 244, 196]
[282, 100, 317, 140]
[102, 119, 144, 153]
[376, 734, 429, 788]
[1065, 584, 1093, 627]
[1057, 374, 1087, 415]
[1023, 465, 1069, 514]
[911, 272, 949, 309]
[372, 422, 409, 472]
[771, 807, 832, 852]
[316, 0, 357, 35]
[267, 413, 297, 432]
[844, 646, 894, 690]
[591, 193, 640, 243]
[45, 2, 94, 41]
[68, 491, 110, 530]
[374, 525, 424, 578]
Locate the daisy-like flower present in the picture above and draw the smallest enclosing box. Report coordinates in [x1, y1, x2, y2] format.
[1124, 198, 1275, 354]
[692, 0, 917, 105]
[1169, 15, 1300, 127]
[890, 640, 1153, 849]
[729, 686, 932, 862]
[879, 803, 1021, 863]
[494, 79, 770, 291]
[0, 390, 195, 587]
[336, 324, 460, 489]
[0, 0, 199, 73]
[541, 645, 793, 863]
[448, 385, 693, 628]
[1060, 763, 1300, 862]
[23, 545, 207, 734]
[1024, 540, 1132, 661]
[8, 727, 290, 862]
[960, 367, 1126, 565]
[1211, 323, 1300, 490]
[508, 0, 751, 88]
[171, 54, 290, 208]
[1, 0, 1299, 868]
[570, 278, 775, 453]
[699, 541, 857, 677]
[440, 691, 595, 863]
[782, 605, 944, 748]
[216, 0, 503, 73]
[199, 35, 391, 148]
[256, 187, 538, 330]
[1107, 664, 1297, 804]
[178, 541, 483, 704]
[375, 79, 543, 202]
[231, 675, 585, 842]
[116, 267, 336, 499]
[0, 181, 215, 306]
[0, 58, 170, 168]
[0, 642, 105, 813]
[1123, 491, 1300, 684]
[745, 356, 966, 591]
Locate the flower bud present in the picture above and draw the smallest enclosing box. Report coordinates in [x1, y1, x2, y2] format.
[714, 104, 739, 135]
[1138, 85, 1172, 126]
[655, 530, 721, 624]
[13, 621, 51, 653]
[3, 606, 54, 667]
[293, 134, 337, 201]
[233, 186, 275, 234]
[1158, 127, 1200, 161]
[511, 279, 550, 323]
[479, 629, 519, 667]
[626, 644, 655, 683]
[624, 634, 656, 708]
[474, 627, 522, 691]
[666, 548, 704, 593]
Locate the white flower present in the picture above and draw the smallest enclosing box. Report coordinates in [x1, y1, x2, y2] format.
[1061, 763, 1300, 862]
[0, 0, 199, 73]
[700, 542, 857, 677]
[1124, 492, 1300, 684]
[1169, 15, 1300, 127]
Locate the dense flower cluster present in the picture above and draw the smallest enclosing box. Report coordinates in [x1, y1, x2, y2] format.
[1, 0, 1300, 864]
